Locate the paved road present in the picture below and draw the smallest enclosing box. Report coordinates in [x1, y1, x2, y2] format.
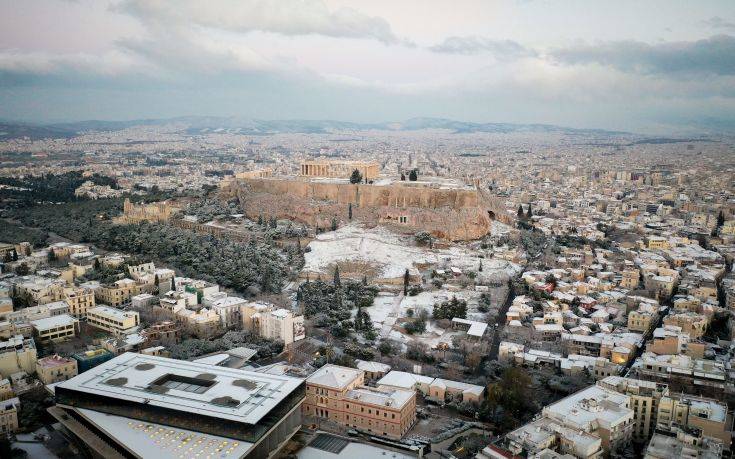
[488, 281, 515, 361]
[380, 292, 405, 339]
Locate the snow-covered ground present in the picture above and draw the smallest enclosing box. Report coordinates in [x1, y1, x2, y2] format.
[303, 224, 522, 282]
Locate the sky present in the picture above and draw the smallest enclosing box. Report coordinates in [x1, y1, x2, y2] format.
[1, 0, 734, 133]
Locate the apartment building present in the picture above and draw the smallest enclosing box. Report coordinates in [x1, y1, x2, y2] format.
[0, 335, 37, 378]
[645, 426, 723, 459]
[95, 279, 140, 307]
[541, 384, 634, 454]
[210, 296, 247, 329]
[303, 364, 416, 440]
[657, 395, 731, 448]
[86, 306, 140, 336]
[36, 355, 78, 384]
[0, 380, 19, 434]
[663, 311, 708, 339]
[13, 275, 66, 305]
[259, 308, 305, 346]
[597, 376, 668, 442]
[30, 314, 79, 343]
[63, 287, 95, 318]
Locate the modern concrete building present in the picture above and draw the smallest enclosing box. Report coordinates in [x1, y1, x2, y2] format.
[86, 305, 140, 336]
[30, 314, 79, 343]
[50, 353, 305, 459]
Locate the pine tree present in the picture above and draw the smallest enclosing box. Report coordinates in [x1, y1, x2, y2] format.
[11, 250, 17, 262]
[400, 173, 406, 181]
[479, 261, 483, 272]
[331, 217, 337, 231]
[517, 205, 524, 219]
[526, 203, 532, 218]
[350, 169, 363, 184]
[258, 214, 263, 225]
[333, 265, 341, 287]
[403, 269, 410, 295]
[717, 210, 725, 228]
[409, 169, 418, 181]
[348, 203, 353, 220]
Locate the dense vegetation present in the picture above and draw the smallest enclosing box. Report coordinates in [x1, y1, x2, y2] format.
[299, 276, 379, 340]
[168, 330, 284, 360]
[0, 220, 48, 247]
[6, 199, 296, 295]
[0, 171, 117, 206]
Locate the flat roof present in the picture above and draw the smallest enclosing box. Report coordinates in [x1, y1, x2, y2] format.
[56, 352, 303, 424]
[88, 305, 138, 320]
[30, 314, 77, 331]
[77, 407, 253, 459]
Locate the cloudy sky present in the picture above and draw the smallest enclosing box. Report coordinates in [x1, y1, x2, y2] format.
[1, 0, 734, 133]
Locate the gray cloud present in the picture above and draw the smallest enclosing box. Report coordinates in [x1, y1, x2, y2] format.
[429, 36, 536, 60]
[116, 0, 405, 45]
[702, 16, 735, 31]
[550, 35, 735, 76]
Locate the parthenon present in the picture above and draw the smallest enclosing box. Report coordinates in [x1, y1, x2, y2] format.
[300, 160, 380, 180]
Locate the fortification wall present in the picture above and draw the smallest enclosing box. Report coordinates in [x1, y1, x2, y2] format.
[226, 177, 509, 241]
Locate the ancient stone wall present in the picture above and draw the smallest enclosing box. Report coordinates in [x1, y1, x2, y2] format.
[225, 177, 511, 241]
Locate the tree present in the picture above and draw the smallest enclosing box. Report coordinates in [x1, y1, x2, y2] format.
[517, 205, 524, 219]
[409, 169, 418, 181]
[333, 265, 341, 287]
[331, 217, 337, 232]
[403, 269, 410, 295]
[15, 262, 30, 276]
[93, 257, 101, 270]
[47, 250, 57, 262]
[400, 173, 406, 181]
[526, 203, 532, 218]
[258, 214, 263, 225]
[717, 210, 725, 228]
[350, 169, 363, 184]
[478, 261, 483, 272]
[348, 203, 353, 220]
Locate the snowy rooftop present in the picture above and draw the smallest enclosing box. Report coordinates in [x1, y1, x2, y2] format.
[30, 314, 77, 331]
[543, 385, 633, 430]
[55, 352, 303, 424]
[307, 364, 362, 389]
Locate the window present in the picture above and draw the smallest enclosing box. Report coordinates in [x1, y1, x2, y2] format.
[150, 374, 215, 394]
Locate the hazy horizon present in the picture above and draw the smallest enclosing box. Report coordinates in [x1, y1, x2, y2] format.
[2, 0, 735, 135]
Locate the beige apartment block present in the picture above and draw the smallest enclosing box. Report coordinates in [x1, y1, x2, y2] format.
[95, 279, 140, 307]
[64, 287, 95, 318]
[36, 354, 78, 384]
[30, 314, 79, 343]
[86, 306, 140, 336]
[598, 376, 668, 442]
[620, 269, 640, 290]
[0, 335, 37, 378]
[303, 365, 416, 440]
[664, 312, 708, 339]
[259, 308, 305, 346]
[657, 395, 732, 448]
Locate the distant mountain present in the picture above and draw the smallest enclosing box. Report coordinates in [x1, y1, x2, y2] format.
[0, 116, 631, 140]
